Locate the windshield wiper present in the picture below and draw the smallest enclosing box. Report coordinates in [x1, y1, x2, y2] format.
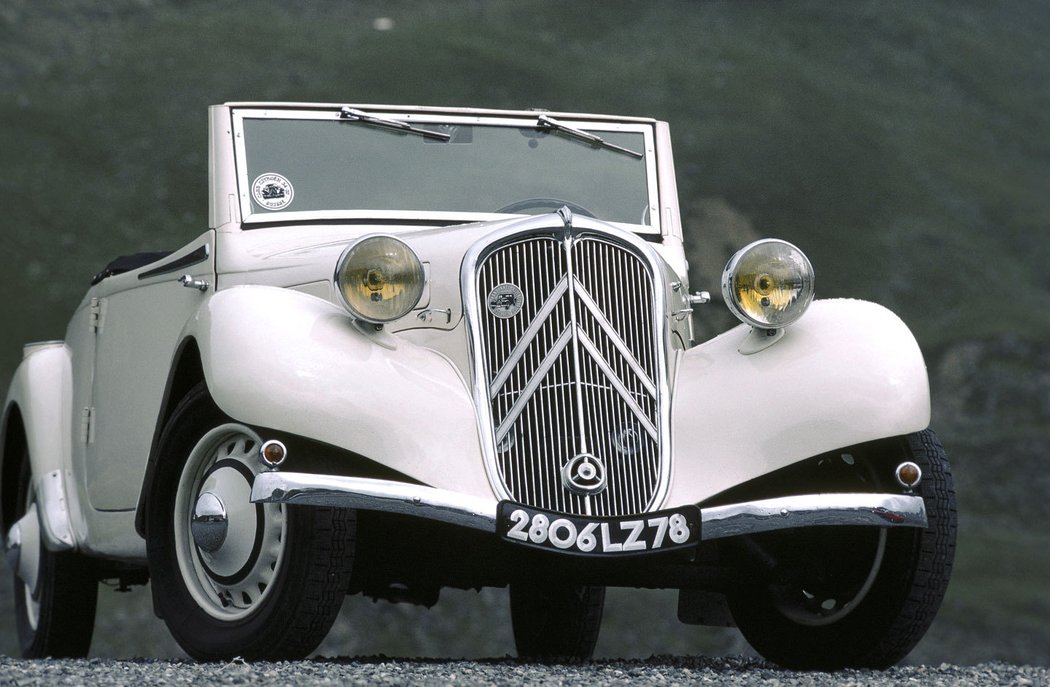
[536, 114, 643, 159]
[339, 107, 452, 141]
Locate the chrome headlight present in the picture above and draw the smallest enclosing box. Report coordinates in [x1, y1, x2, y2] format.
[334, 236, 424, 323]
[721, 239, 815, 329]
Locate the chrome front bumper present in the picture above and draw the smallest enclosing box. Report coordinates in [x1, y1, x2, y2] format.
[250, 472, 927, 541]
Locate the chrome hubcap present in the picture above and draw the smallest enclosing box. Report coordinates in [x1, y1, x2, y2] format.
[190, 492, 228, 553]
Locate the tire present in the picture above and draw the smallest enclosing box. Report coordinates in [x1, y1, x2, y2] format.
[510, 582, 605, 659]
[145, 383, 355, 661]
[11, 438, 98, 658]
[726, 429, 957, 670]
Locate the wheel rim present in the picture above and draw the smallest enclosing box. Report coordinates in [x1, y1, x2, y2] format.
[173, 423, 286, 621]
[751, 451, 894, 627]
[769, 527, 887, 627]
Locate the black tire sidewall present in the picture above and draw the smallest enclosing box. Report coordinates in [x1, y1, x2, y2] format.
[510, 582, 605, 659]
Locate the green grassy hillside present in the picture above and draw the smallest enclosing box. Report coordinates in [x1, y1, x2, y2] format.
[1, 0, 1048, 664]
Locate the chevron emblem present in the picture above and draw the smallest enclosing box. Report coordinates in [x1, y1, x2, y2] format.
[491, 274, 658, 446]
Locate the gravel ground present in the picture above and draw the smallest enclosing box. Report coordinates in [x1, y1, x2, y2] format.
[0, 656, 1046, 687]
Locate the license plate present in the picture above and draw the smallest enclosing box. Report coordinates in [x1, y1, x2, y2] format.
[497, 501, 701, 556]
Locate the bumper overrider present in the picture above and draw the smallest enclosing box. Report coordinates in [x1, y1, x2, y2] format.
[250, 471, 927, 548]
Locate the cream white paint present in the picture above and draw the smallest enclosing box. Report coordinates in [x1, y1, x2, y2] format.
[665, 298, 930, 507]
[193, 285, 493, 500]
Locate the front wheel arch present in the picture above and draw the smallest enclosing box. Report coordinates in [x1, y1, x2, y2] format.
[135, 337, 205, 538]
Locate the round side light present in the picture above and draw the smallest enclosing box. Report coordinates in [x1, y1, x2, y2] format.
[259, 440, 287, 469]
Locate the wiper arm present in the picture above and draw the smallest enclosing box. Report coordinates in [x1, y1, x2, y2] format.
[536, 114, 643, 159]
[339, 107, 452, 141]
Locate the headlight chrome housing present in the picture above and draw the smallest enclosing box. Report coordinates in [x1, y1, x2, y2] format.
[334, 236, 425, 323]
[721, 239, 815, 330]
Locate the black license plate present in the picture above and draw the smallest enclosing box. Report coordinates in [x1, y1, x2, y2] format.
[497, 501, 701, 556]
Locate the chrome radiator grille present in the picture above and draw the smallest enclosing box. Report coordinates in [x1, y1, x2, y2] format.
[471, 229, 666, 517]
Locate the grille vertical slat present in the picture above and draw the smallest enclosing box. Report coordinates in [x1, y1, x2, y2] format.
[474, 230, 665, 517]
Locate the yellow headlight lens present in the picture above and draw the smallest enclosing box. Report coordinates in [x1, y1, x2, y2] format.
[334, 236, 424, 323]
[721, 239, 814, 329]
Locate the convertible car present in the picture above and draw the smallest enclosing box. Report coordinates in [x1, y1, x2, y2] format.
[2, 103, 956, 669]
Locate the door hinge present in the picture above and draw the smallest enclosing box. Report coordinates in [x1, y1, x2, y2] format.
[81, 406, 96, 444]
[88, 297, 107, 334]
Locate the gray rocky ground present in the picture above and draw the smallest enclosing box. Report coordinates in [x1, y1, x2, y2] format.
[1, 656, 1048, 687]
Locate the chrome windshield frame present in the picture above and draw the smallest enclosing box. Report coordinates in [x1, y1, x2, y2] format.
[229, 106, 661, 234]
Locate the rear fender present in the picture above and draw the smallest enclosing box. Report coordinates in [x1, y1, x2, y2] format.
[190, 286, 492, 499]
[666, 299, 930, 506]
[1, 343, 79, 551]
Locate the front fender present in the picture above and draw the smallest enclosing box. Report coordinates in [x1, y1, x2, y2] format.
[190, 286, 492, 499]
[665, 299, 930, 507]
[2, 343, 79, 550]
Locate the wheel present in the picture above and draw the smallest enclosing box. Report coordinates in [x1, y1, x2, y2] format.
[145, 383, 355, 661]
[510, 582, 605, 659]
[9, 436, 97, 657]
[496, 198, 596, 218]
[726, 429, 957, 670]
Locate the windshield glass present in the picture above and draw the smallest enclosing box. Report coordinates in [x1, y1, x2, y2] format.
[233, 109, 657, 230]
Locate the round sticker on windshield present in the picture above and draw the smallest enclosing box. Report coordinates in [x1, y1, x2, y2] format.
[251, 173, 294, 211]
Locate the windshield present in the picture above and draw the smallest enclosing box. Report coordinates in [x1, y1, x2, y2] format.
[232, 108, 658, 231]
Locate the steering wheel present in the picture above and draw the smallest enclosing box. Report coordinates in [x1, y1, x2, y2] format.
[495, 198, 597, 218]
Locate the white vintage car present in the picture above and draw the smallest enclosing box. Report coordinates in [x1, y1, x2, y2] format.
[2, 103, 956, 669]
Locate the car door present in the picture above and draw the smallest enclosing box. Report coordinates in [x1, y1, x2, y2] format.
[79, 233, 215, 512]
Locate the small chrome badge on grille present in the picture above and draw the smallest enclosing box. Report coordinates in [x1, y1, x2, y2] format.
[487, 283, 524, 318]
[561, 453, 608, 495]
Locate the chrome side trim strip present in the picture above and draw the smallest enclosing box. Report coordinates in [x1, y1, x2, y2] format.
[251, 472, 499, 532]
[701, 493, 927, 540]
[251, 472, 927, 541]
